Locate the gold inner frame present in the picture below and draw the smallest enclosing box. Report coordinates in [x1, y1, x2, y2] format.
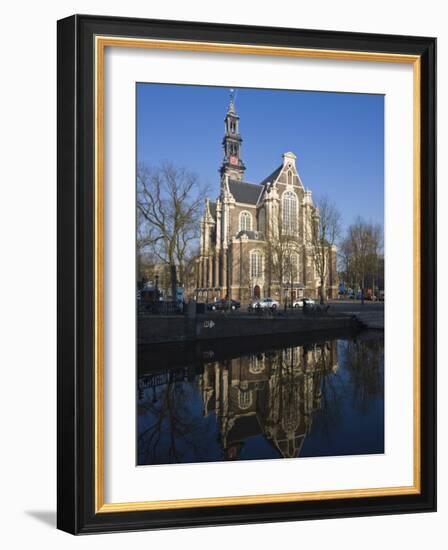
[94, 36, 421, 514]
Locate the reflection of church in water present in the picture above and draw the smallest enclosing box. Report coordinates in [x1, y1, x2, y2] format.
[199, 341, 338, 459]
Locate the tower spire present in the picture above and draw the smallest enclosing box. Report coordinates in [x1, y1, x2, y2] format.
[220, 90, 245, 181]
[228, 88, 235, 112]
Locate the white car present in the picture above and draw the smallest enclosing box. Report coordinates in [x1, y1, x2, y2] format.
[292, 298, 315, 308]
[250, 297, 279, 310]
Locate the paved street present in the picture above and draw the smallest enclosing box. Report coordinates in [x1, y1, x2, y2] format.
[202, 299, 384, 329]
[325, 300, 384, 313]
[204, 299, 384, 314]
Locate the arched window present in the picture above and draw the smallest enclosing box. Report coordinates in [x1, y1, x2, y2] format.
[240, 211, 252, 232]
[249, 354, 265, 374]
[287, 169, 293, 186]
[250, 249, 263, 278]
[238, 389, 253, 410]
[282, 191, 298, 234]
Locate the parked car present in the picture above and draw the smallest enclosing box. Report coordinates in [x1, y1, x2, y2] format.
[208, 299, 241, 311]
[248, 297, 279, 311]
[292, 298, 315, 308]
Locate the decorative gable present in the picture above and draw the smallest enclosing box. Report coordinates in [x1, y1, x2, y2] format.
[258, 153, 305, 205]
[276, 152, 305, 190]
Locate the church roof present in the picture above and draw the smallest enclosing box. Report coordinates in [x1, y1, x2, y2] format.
[259, 164, 282, 187]
[228, 180, 263, 205]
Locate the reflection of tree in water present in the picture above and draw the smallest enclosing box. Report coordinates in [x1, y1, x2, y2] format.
[305, 336, 384, 443]
[295, 343, 346, 443]
[340, 337, 384, 413]
[138, 369, 218, 464]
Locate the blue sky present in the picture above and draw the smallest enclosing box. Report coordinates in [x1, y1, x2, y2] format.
[137, 84, 384, 234]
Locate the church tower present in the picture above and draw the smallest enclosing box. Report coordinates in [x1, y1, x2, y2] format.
[220, 90, 245, 181]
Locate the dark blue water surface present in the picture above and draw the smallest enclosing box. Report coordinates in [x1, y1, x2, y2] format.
[137, 330, 384, 465]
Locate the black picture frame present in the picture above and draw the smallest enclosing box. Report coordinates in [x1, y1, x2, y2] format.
[57, 14, 436, 534]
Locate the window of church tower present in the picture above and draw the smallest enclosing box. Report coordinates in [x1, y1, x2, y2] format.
[282, 190, 298, 234]
[250, 250, 263, 278]
[240, 211, 252, 232]
[287, 170, 293, 186]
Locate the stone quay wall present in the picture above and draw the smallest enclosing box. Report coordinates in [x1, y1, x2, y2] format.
[138, 313, 359, 345]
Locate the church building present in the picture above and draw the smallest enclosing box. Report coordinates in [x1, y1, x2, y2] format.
[196, 94, 338, 303]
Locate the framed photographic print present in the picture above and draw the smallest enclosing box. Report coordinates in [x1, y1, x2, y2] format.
[57, 14, 436, 534]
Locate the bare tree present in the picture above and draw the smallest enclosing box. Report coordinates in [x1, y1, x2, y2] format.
[283, 239, 299, 306]
[311, 196, 342, 304]
[231, 240, 251, 302]
[341, 218, 383, 304]
[338, 238, 356, 292]
[136, 208, 157, 284]
[367, 223, 383, 300]
[137, 162, 207, 300]
[265, 208, 300, 305]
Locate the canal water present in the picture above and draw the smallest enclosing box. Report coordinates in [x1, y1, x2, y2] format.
[137, 330, 384, 466]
